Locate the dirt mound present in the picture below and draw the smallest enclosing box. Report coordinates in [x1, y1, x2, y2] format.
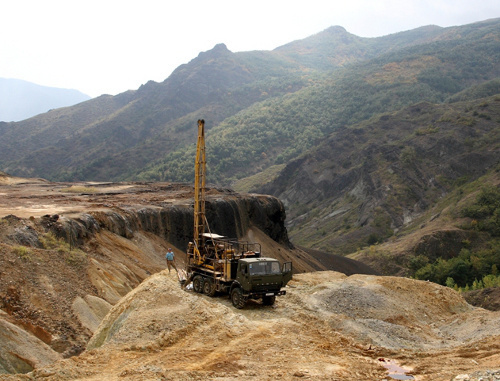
[294, 273, 499, 350]
[2, 271, 497, 381]
[0, 311, 61, 374]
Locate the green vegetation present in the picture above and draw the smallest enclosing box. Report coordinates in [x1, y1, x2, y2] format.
[40, 232, 87, 266]
[413, 245, 500, 288]
[447, 272, 500, 292]
[461, 186, 500, 236]
[13, 245, 32, 261]
[413, 186, 500, 289]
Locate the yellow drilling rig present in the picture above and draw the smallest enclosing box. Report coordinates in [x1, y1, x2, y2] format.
[184, 119, 292, 308]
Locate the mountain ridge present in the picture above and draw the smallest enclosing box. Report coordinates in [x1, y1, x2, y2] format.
[1, 19, 498, 182]
[0, 78, 91, 122]
[257, 97, 500, 255]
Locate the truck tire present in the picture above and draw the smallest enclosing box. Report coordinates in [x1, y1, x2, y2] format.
[203, 278, 216, 296]
[262, 295, 276, 306]
[193, 275, 204, 293]
[231, 287, 246, 309]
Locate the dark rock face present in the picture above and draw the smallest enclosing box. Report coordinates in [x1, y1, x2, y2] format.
[48, 194, 291, 252]
[8, 225, 43, 248]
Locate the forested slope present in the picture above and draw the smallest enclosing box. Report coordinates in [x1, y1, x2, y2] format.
[1, 19, 498, 184]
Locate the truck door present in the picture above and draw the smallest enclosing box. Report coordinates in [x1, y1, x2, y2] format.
[237, 262, 250, 291]
[282, 262, 293, 284]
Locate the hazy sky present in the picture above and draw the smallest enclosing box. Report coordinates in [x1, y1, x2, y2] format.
[1, 0, 499, 97]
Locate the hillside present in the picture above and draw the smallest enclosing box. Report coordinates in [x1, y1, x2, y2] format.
[0, 19, 498, 184]
[259, 97, 500, 252]
[0, 78, 90, 122]
[257, 95, 500, 287]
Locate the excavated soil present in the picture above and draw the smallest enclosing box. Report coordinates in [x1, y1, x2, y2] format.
[1, 271, 499, 381]
[0, 174, 195, 219]
[0, 174, 332, 375]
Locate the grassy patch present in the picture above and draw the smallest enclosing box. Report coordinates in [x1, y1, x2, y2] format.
[13, 245, 32, 261]
[232, 164, 286, 193]
[60, 185, 98, 194]
[415, 125, 440, 135]
[40, 232, 87, 266]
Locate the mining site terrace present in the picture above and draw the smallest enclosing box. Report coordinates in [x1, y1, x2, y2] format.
[0, 173, 499, 381]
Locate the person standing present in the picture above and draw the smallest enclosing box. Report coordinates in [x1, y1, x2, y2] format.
[165, 248, 177, 274]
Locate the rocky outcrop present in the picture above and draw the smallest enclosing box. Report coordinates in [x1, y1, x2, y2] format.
[72, 295, 112, 333]
[47, 193, 292, 252]
[1, 182, 320, 374]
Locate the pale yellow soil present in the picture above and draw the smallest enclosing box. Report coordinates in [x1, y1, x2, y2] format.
[2, 271, 498, 381]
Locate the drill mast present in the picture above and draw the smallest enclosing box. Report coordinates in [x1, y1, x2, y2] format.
[193, 119, 206, 256]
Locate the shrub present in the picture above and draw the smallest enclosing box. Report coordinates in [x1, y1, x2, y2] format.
[13, 246, 32, 260]
[367, 233, 380, 245]
[399, 146, 417, 165]
[445, 277, 456, 288]
[462, 186, 500, 236]
[482, 274, 500, 288]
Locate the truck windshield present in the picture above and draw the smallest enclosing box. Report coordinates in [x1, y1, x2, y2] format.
[249, 261, 281, 275]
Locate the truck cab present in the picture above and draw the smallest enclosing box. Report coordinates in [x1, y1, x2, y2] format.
[230, 257, 292, 308]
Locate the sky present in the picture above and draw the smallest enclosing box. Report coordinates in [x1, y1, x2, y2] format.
[1, 0, 499, 98]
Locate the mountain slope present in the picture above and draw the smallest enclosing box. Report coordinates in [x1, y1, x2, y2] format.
[137, 17, 493, 182]
[127, 18, 500, 183]
[1, 19, 498, 182]
[0, 43, 307, 180]
[257, 95, 500, 281]
[0, 78, 90, 122]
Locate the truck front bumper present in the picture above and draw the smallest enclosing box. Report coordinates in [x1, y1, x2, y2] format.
[247, 290, 286, 299]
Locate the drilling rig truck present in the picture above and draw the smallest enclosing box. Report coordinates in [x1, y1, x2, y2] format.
[184, 119, 293, 308]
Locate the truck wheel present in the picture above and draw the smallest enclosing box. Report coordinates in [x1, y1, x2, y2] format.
[203, 278, 216, 296]
[231, 288, 246, 309]
[193, 275, 204, 293]
[262, 295, 276, 306]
